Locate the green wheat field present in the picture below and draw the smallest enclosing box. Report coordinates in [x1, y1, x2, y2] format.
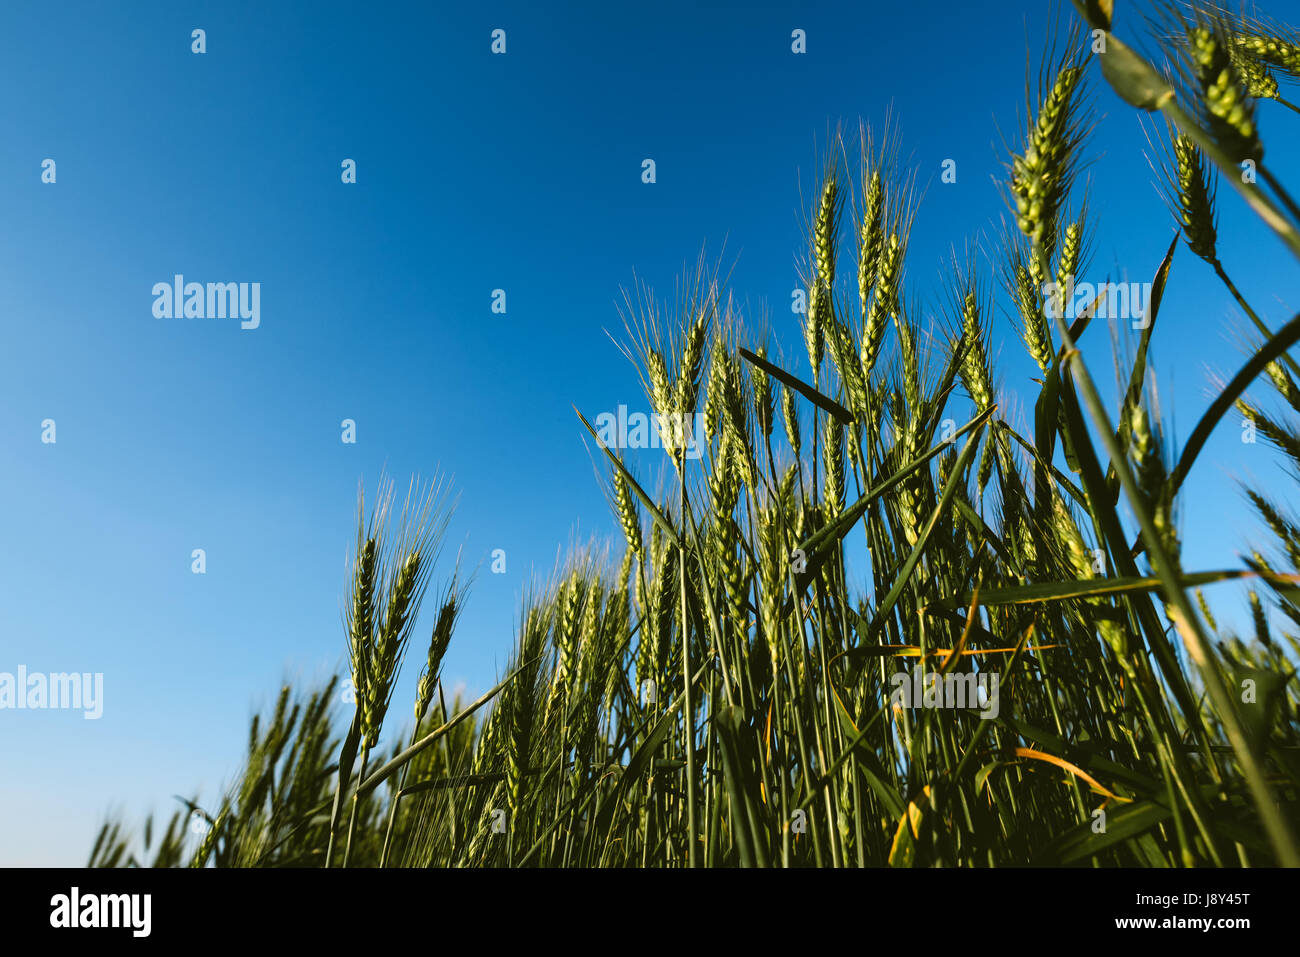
[92, 0, 1300, 867]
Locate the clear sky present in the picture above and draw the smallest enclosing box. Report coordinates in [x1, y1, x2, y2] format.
[3, 0, 1298, 865]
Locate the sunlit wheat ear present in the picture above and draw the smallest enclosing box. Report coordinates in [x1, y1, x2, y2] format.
[1236, 397, 1300, 463]
[415, 573, 467, 722]
[1233, 48, 1280, 100]
[347, 536, 379, 715]
[1010, 54, 1087, 282]
[1245, 488, 1300, 567]
[715, 509, 746, 635]
[633, 609, 653, 697]
[676, 308, 710, 416]
[188, 808, 228, 868]
[1055, 219, 1081, 296]
[1129, 401, 1179, 560]
[976, 433, 998, 508]
[780, 385, 801, 458]
[957, 290, 994, 413]
[754, 506, 783, 665]
[829, 316, 868, 417]
[646, 347, 672, 418]
[1265, 358, 1300, 411]
[1051, 486, 1127, 656]
[572, 584, 621, 785]
[1220, 0, 1300, 78]
[719, 349, 758, 491]
[1172, 132, 1219, 264]
[702, 332, 729, 444]
[822, 416, 845, 519]
[1050, 489, 1093, 579]
[343, 477, 396, 751]
[1054, 198, 1091, 311]
[1232, 29, 1300, 78]
[1193, 586, 1219, 632]
[858, 169, 885, 313]
[804, 169, 842, 388]
[615, 540, 634, 596]
[646, 346, 687, 470]
[860, 231, 901, 381]
[365, 549, 419, 740]
[1247, 588, 1273, 647]
[369, 566, 418, 737]
[351, 476, 450, 750]
[1010, 251, 1053, 375]
[649, 545, 676, 680]
[894, 308, 919, 411]
[818, 272, 857, 404]
[708, 424, 739, 521]
[885, 387, 923, 548]
[751, 344, 775, 441]
[813, 171, 840, 286]
[611, 470, 643, 559]
[1188, 25, 1264, 162]
[776, 459, 798, 508]
[239, 687, 294, 817]
[506, 605, 548, 821]
[596, 583, 625, 716]
[553, 571, 583, 688]
[574, 576, 602, 701]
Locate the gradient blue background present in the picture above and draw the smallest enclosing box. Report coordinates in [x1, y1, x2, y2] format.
[3, 0, 1297, 865]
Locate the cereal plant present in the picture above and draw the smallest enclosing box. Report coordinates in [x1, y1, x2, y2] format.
[93, 0, 1300, 867]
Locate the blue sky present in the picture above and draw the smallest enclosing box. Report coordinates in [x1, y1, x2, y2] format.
[2, 0, 1298, 865]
